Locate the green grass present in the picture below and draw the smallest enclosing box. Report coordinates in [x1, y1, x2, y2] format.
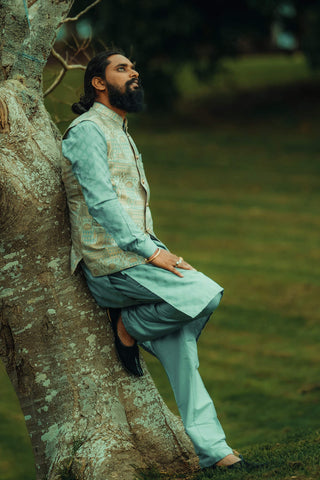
[0, 363, 35, 480]
[136, 113, 320, 454]
[1, 53, 320, 479]
[135, 430, 320, 480]
[176, 53, 316, 99]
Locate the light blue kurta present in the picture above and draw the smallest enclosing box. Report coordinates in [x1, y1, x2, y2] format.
[62, 118, 223, 318]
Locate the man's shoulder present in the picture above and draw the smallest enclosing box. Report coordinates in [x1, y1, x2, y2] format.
[69, 108, 104, 128]
[63, 111, 107, 140]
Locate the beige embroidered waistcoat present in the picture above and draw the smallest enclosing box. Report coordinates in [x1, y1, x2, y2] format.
[61, 102, 156, 276]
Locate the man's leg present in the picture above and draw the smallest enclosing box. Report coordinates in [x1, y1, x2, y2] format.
[144, 293, 234, 468]
[82, 267, 236, 466]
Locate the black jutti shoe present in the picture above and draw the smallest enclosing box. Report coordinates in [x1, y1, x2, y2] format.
[107, 308, 143, 377]
[209, 455, 264, 471]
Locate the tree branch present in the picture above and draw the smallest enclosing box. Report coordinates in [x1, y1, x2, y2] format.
[62, 0, 102, 24]
[51, 48, 86, 71]
[43, 67, 66, 97]
[44, 48, 86, 97]
[44, 0, 99, 97]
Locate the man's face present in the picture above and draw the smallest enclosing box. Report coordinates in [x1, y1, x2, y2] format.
[104, 54, 144, 113]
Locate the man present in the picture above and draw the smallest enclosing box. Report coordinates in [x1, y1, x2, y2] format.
[61, 49, 243, 470]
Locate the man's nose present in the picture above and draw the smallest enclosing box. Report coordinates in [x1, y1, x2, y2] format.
[130, 69, 139, 78]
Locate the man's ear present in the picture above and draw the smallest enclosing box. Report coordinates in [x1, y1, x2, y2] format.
[91, 76, 106, 92]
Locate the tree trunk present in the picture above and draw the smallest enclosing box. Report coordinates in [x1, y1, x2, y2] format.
[0, 2, 197, 478]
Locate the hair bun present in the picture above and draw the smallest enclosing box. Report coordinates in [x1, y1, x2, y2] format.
[71, 101, 89, 115]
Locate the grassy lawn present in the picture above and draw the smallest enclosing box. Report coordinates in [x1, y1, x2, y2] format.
[176, 52, 315, 99]
[138, 121, 320, 447]
[1, 53, 319, 479]
[135, 430, 320, 480]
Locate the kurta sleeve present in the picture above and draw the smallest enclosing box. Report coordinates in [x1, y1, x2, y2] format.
[62, 121, 158, 259]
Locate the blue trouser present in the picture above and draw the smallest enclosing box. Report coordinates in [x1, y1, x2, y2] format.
[82, 267, 233, 467]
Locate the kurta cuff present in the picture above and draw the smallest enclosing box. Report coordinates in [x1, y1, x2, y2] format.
[137, 236, 159, 259]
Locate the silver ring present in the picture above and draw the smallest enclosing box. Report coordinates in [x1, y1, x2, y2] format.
[175, 257, 183, 267]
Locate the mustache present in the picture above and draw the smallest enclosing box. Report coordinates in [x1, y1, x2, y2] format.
[126, 78, 142, 88]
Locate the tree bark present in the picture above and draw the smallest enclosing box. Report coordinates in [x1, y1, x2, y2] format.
[0, 1, 197, 478]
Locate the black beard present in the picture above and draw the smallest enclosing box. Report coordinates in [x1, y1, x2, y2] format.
[106, 79, 144, 113]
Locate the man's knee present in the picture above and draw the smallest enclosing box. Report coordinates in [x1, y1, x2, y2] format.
[158, 290, 222, 326]
[201, 291, 223, 318]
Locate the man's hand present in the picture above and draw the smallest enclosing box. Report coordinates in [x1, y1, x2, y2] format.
[149, 249, 196, 277]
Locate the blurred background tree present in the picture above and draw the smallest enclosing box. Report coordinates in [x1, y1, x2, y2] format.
[56, 0, 320, 110]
